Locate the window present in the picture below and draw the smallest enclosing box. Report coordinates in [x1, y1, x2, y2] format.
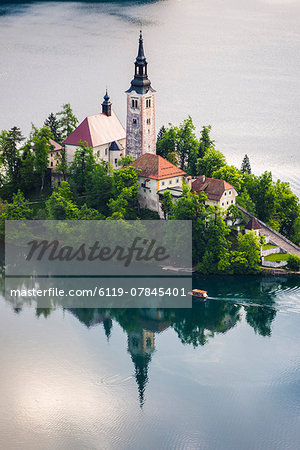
[231, 200, 233, 204]
[131, 99, 138, 109]
[105, 148, 107, 156]
[97, 150, 100, 157]
[222, 202, 224, 206]
[51, 153, 52, 157]
[133, 118, 137, 125]
[149, 189, 151, 193]
[224, 192, 227, 196]
[162, 181, 165, 186]
[227, 201, 229, 205]
[50, 161, 53, 167]
[229, 191, 231, 195]
[114, 158, 117, 165]
[148, 129, 150, 134]
[144, 189, 146, 193]
[169, 180, 172, 185]
[146, 98, 151, 108]
[176, 179, 179, 183]
[146, 118, 151, 125]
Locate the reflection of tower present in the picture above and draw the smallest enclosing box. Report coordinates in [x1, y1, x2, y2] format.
[127, 329, 155, 408]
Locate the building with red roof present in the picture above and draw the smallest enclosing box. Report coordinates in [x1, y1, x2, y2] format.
[191, 175, 237, 210]
[130, 154, 187, 216]
[63, 90, 125, 169]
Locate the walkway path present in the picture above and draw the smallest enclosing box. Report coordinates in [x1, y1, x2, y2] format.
[237, 205, 300, 257]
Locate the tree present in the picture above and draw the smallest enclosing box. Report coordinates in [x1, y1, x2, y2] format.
[44, 113, 62, 143]
[69, 141, 95, 196]
[19, 143, 35, 195]
[165, 151, 179, 166]
[157, 125, 166, 142]
[0, 127, 24, 189]
[236, 188, 256, 214]
[85, 162, 114, 215]
[46, 182, 80, 220]
[118, 155, 134, 167]
[55, 146, 68, 181]
[0, 190, 32, 235]
[198, 125, 214, 159]
[226, 204, 243, 226]
[287, 254, 300, 271]
[196, 148, 226, 177]
[32, 126, 51, 191]
[171, 185, 208, 263]
[176, 116, 199, 171]
[57, 103, 78, 141]
[212, 165, 243, 192]
[197, 216, 231, 274]
[237, 232, 261, 273]
[161, 190, 173, 220]
[156, 125, 178, 159]
[241, 154, 251, 174]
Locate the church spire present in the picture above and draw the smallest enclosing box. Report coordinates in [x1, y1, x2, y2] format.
[102, 89, 112, 116]
[126, 31, 154, 95]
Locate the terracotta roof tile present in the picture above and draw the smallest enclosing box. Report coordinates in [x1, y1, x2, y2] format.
[49, 138, 62, 151]
[192, 176, 235, 201]
[130, 154, 186, 180]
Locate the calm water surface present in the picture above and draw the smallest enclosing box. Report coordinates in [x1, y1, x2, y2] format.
[0, 0, 300, 195]
[0, 274, 300, 449]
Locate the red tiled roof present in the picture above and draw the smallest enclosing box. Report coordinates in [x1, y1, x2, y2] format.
[49, 138, 62, 151]
[192, 176, 234, 201]
[130, 154, 186, 180]
[63, 111, 125, 147]
[245, 216, 261, 230]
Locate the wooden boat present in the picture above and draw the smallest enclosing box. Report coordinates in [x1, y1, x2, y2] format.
[188, 289, 208, 299]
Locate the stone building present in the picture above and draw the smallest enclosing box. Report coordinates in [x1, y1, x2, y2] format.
[63, 90, 125, 169]
[191, 176, 237, 210]
[130, 153, 186, 217]
[47, 138, 63, 171]
[125, 31, 156, 159]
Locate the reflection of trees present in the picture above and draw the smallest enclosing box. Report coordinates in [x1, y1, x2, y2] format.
[171, 301, 241, 347]
[244, 306, 276, 337]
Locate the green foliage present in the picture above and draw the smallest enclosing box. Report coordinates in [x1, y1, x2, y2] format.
[196, 148, 226, 177]
[57, 103, 78, 141]
[165, 151, 179, 166]
[0, 127, 24, 190]
[237, 232, 261, 273]
[171, 186, 208, 263]
[161, 190, 173, 219]
[69, 141, 95, 196]
[241, 154, 251, 174]
[212, 165, 243, 192]
[44, 113, 62, 143]
[156, 117, 198, 173]
[226, 204, 243, 226]
[0, 190, 32, 236]
[118, 155, 134, 167]
[55, 146, 68, 181]
[31, 126, 52, 191]
[236, 188, 256, 214]
[198, 125, 214, 159]
[157, 125, 166, 142]
[287, 254, 300, 271]
[85, 162, 114, 215]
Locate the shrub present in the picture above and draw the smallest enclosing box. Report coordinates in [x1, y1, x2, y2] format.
[287, 254, 300, 271]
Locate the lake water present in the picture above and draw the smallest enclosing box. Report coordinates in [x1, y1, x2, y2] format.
[0, 274, 300, 449]
[1, 2, 300, 449]
[0, 0, 300, 195]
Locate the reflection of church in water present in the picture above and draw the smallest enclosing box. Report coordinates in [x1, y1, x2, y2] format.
[70, 308, 171, 408]
[127, 310, 170, 407]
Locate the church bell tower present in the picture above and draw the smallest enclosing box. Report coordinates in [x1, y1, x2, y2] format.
[126, 31, 156, 159]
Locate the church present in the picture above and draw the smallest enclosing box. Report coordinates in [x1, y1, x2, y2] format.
[50, 32, 237, 216]
[52, 31, 187, 217]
